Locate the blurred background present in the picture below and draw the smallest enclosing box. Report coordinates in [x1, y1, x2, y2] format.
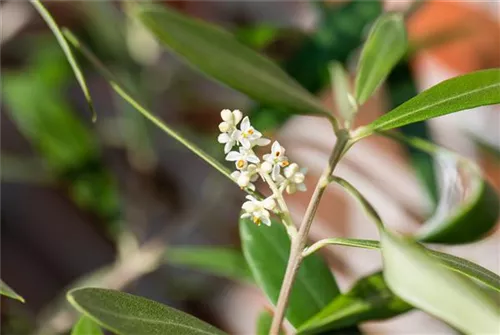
[1, 1, 499, 334]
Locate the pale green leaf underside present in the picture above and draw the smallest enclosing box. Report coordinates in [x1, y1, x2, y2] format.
[306, 238, 500, 293]
[30, 0, 96, 121]
[381, 131, 499, 244]
[166, 246, 253, 282]
[67, 288, 226, 335]
[0, 280, 25, 303]
[367, 68, 500, 132]
[330, 61, 356, 121]
[381, 231, 500, 334]
[132, 4, 332, 118]
[71, 316, 104, 335]
[354, 13, 407, 105]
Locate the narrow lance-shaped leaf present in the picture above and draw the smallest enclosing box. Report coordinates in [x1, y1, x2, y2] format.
[71, 316, 103, 335]
[298, 272, 412, 334]
[166, 246, 253, 283]
[240, 218, 341, 327]
[131, 4, 336, 123]
[382, 132, 499, 244]
[365, 69, 500, 133]
[416, 153, 499, 244]
[354, 13, 407, 105]
[330, 61, 357, 122]
[67, 288, 226, 335]
[30, 0, 96, 121]
[304, 238, 500, 293]
[380, 230, 500, 334]
[0, 280, 25, 303]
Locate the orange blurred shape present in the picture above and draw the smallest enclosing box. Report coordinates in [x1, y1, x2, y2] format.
[407, 0, 500, 72]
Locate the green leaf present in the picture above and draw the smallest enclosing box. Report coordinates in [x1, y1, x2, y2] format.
[30, 0, 96, 121]
[256, 310, 284, 335]
[62, 29, 237, 187]
[365, 69, 500, 132]
[330, 62, 357, 122]
[0, 280, 25, 303]
[166, 246, 253, 283]
[71, 316, 103, 335]
[298, 272, 411, 334]
[381, 132, 499, 244]
[416, 155, 499, 244]
[354, 13, 407, 105]
[380, 230, 500, 334]
[67, 288, 226, 335]
[131, 4, 334, 120]
[304, 238, 500, 293]
[240, 218, 341, 327]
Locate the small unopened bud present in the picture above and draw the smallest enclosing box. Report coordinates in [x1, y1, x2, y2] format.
[237, 173, 251, 188]
[262, 197, 276, 211]
[233, 109, 243, 124]
[219, 122, 230, 133]
[221, 109, 232, 121]
[260, 161, 273, 173]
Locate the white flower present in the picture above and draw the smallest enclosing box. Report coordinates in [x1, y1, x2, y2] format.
[218, 109, 243, 153]
[263, 141, 290, 180]
[231, 165, 258, 190]
[237, 117, 270, 149]
[240, 195, 276, 226]
[219, 109, 243, 132]
[225, 147, 260, 170]
[282, 163, 307, 194]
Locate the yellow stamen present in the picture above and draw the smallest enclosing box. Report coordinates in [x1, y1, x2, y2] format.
[237, 160, 246, 168]
[281, 160, 290, 167]
[275, 151, 280, 157]
[247, 129, 254, 135]
[253, 217, 261, 225]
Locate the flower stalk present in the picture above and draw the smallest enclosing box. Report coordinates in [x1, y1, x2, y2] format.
[269, 129, 350, 334]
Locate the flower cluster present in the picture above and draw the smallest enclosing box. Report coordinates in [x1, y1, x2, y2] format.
[217, 109, 307, 226]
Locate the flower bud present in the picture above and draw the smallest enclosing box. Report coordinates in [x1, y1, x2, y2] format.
[293, 172, 305, 184]
[242, 200, 258, 212]
[233, 109, 243, 124]
[218, 121, 230, 133]
[220, 109, 232, 121]
[262, 197, 276, 211]
[237, 173, 251, 188]
[284, 163, 299, 178]
[260, 161, 273, 173]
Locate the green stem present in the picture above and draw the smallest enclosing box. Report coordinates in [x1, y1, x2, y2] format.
[328, 175, 383, 229]
[261, 172, 297, 238]
[269, 129, 349, 335]
[302, 238, 379, 257]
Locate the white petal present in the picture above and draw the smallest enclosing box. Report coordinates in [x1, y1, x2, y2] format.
[245, 195, 257, 202]
[271, 141, 280, 153]
[237, 173, 251, 187]
[263, 197, 276, 210]
[233, 110, 243, 125]
[218, 133, 230, 143]
[247, 154, 260, 164]
[225, 151, 241, 161]
[224, 141, 234, 154]
[272, 164, 280, 181]
[241, 213, 251, 219]
[231, 171, 240, 179]
[261, 216, 271, 226]
[297, 183, 307, 192]
[286, 184, 295, 194]
[284, 163, 298, 178]
[293, 172, 305, 184]
[221, 109, 232, 121]
[241, 116, 250, 131]
[218, 122, 230, 133]
[247, 183, 256, 191]
[240, 138, 251, 149]
[255, 138, 271, 146]
[263, 154, 271, 161]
